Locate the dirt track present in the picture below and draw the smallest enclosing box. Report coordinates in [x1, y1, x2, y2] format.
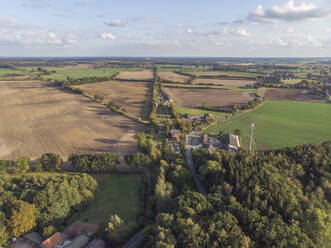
[163, 87, 253, 107]
[0, 80, 145, 161]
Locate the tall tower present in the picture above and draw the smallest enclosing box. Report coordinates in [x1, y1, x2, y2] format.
[249, 123, 255, 152]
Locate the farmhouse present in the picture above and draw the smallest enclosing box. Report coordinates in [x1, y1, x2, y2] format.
[219, 133, 241, 152]
[42, 232, 64, 248]
[170, 129, 181, 142]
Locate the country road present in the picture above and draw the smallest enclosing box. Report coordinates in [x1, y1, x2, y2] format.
[186, 135, 207, 196]
[122, 229, 144, 248]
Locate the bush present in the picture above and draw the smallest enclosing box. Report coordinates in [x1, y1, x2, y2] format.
[16, 156, 30, 173]
[41, 153, 62, 171]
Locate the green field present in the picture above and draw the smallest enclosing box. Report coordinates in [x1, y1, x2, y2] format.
[76, 174, 142, 224]
[177, 107, 229, 118]
[0, 68, 39, 77]
[43, 67, 140, 80]
[205, 100, 331, 150]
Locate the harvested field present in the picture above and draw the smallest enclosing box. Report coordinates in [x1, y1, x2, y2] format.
[258, 88, 322, 101]
[0, 80, 146, 161]
[163, 87, 253, 108]
[73, 81, 152, 120]
[188, 71, 260, 78]
[192, 78, 254, 87]
[117, 70, 153, 81]
[159, 71, 192, 83]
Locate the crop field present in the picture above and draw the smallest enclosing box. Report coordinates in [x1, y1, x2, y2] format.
[74, 81, 152, 120]
[159, 71, 192, 83]
[43, 67, 140, 81]
[176, 107, 229, 118]
[188, 71, 261, 78]
[76, 174, 142, 224]
[205, 100, 331, 150]
[117, 70, 153, 81]
[258, 88, 322, 101]
[0, 68, 39, 77]
[163, 87, 253, 108]
[192, 78, 254, 87]
[0, 80, 145, 161]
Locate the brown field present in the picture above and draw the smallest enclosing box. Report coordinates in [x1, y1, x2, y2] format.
[0, 80, 145, 161]
[189, 71, 251, 77]
[163, 87, 253, 108]
[192, 78, 254, 86]
[74, 81, 152, 120]
[258, 88, 322, 101]
[159, 71, 191, 83]
[117, 70, 153, 81]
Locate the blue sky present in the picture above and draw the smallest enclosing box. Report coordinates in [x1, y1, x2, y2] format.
[1, 0, 330, 57]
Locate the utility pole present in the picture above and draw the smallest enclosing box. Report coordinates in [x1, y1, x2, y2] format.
[249, 123, 255, 152]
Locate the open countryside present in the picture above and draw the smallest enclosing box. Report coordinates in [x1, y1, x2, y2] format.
[1, 0, 331, 248]
[205, 100, 331, 149]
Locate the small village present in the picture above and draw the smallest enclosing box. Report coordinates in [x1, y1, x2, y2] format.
[11, 221, 105, 248]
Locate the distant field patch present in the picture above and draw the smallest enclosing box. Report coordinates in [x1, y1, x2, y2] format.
[117, 70, 153, 81]
[192, 78, 254, 87]
[74, 81, 152, 120]
[258, 88, 322, 101]
[44, 67, 140, 81]
[163, 87, 253, 108]
[205, 100, 331, 150]
[76, 174, 142, 224]
[176, 107, 229, 118]
[189, 71, 261, 78]
[159, 71, 191, 83]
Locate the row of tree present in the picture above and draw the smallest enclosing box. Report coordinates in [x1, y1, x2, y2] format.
[0, 174, 97, 245]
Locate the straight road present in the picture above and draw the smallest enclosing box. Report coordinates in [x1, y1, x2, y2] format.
[123, 230, 144, 248]
[186, 135, 207, 196]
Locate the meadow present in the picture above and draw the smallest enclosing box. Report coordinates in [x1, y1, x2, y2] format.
[76, 174, 142, 224]
[205, 100, 331, 150]
[176, 107, 229, 119]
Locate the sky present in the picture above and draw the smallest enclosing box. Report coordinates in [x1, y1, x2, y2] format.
[0, 0, 331, 57]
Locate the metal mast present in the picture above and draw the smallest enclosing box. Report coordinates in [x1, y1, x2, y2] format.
[249, 123, 255, 152]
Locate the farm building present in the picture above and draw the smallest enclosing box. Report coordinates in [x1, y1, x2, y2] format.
[219, 133, 241, 152]
[170, 129, 181, 142]
[203, 113, 215, 121]
[42, 232, 64, 248]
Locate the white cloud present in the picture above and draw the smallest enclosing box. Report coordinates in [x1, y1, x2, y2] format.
[104, 19, 125, 27]
[223, 1, 330, 25]
[54, 10, 75, 17]
[100, 33, 115, 40]
[23, 0, 50, 8]
[249, 0, 330, 23]
[187, 28, 193, 34]
[81, 0, 93, 6]
[0, 29, 78, 47]
[0, 17, 17, 25]
[223, 28, 251, 37]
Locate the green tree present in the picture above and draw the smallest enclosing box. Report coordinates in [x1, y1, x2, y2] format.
[16, 156, 30, 173]
[41, 153, 62, 171]
[8, 201, 38, 237]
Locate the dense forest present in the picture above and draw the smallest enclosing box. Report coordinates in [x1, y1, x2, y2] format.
[147, 142, 330, 248]
[0, 174, 97, 245]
